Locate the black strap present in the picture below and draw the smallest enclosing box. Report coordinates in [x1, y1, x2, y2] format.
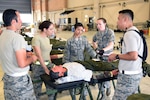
[130, 30, 144, 60]
[122, 30, 143, 60]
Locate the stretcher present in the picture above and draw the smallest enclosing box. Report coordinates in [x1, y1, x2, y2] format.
[40, 73, 117, 100]
[40, 74, 93, 100]
[39, 60, 150, 100]
[33, 56, 118, 99]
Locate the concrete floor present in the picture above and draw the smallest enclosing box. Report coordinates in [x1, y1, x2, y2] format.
[0, 30, 150, 100]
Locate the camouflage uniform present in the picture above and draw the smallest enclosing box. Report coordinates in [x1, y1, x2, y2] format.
[93, 27, 115, 98]
[113, 72, 143, 100]
[31, 34, 55, 100]
[3, 74, 36, 100]
[93, 27, 115, 61]
[63, 35, 96, 99]
[63, 36, 96, 63]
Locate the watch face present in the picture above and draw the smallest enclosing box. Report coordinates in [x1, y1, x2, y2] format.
[116, 55, 119, 59]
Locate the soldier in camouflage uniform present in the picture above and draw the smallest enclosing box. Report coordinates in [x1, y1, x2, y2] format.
[31, 21, 55, 100]
[108, 9, 143, 100]
[62, 23, 97, 100]
[62, 23, 97, 63]
[0, 9, 37, 100]
[92, 18, 115, 100]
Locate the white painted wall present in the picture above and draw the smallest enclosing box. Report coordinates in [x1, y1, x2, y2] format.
[46, 0, 150, 30]
[67, 0, 93, 8]
[100, 0, 149, 29]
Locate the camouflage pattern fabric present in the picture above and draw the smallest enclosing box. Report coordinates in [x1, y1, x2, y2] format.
[62, 36, 96, 63]
[3, 74, 36, 100]
[93, 27, 115, 57]
[112, 72, 143, 100]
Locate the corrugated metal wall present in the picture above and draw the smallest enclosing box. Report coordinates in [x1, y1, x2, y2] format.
[0, 0, 31, 13]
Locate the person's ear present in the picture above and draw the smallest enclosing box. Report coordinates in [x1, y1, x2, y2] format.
[43, 28, 47, 32]
[11, 19, 16, 25]
[124, 15, 130, 22]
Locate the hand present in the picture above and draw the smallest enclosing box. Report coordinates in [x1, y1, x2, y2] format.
[31, 54, 38, 62]
[108, 53, 117, 62]
[93, 42, 98, 49]
[96, 49, 104, 55]
[44, 67, 50, 75]
[111, 69, 119, 76]
[26, 52, 33, 57]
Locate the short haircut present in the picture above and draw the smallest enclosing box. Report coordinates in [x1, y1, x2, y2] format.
[74, 22, 84, 30]
[39, 20, 53, 31]
[49, 67, 68, 81]
[97, 18, 107, 24]
[119, 9, 134, 21]
[49, 70, 61, 81]
[2, 9, 18, 26]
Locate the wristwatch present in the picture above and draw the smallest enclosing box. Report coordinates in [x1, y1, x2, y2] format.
[116, 54, 120, 59]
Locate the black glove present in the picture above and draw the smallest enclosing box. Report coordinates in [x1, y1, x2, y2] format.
[96, 49, 104, 55]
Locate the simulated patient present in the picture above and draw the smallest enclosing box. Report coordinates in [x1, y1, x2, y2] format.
[50, 62, 118, 84]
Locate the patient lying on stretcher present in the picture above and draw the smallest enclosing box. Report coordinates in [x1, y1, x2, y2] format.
[49, 62, 118, 84]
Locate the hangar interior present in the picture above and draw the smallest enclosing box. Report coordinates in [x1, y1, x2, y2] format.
[32, 0, 150, 32]
[0, 0, 150, 100]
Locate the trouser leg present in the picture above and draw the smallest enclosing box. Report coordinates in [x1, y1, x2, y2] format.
[98, 82, 106, 100]
[69, 89, 76, 100]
